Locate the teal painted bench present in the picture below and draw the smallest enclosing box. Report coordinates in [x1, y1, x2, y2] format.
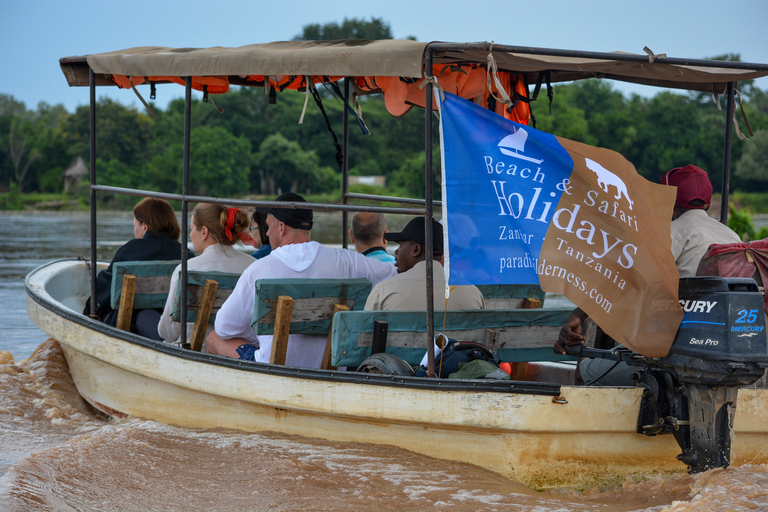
[475, 284, 546, 309]
[250, 278, 373, 367]
[111, 260, 180, 310]
[169, 270, 242, 351]
[170, 270, 241, 324]
[330, 308, 576, 368]
[110, 260, 180, 332]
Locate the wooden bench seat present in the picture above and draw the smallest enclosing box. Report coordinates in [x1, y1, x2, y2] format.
[330, 308, 576, 368]
[170, 270, 242, 351]
[110, 260, 180, 332]
[250, 278, 373, 367]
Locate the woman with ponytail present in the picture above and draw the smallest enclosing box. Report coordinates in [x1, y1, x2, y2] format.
[158, 204, 255, 345]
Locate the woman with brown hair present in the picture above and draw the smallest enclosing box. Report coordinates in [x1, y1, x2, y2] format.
[157, 203, 255, 345]
[83, 197, 192, 335]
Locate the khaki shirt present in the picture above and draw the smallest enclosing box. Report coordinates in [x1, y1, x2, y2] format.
[671, 209, 741, 277]
[365, 260, 485, 311]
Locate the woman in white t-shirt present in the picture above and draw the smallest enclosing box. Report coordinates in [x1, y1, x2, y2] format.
[158, 203, 255, 345]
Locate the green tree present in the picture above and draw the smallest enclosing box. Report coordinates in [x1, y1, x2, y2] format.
[141, 125, 253, 198]
[728, 206, 755, 241]
[0, 96, 30, 189]
[294, 17, 393, 41]
[390, 151, 441, 199]
[60, 98, 155, 168]
[735, 130, 768, 187]
[7, 117, 40, 191]
[31, 102, 70, 193]
[190, 126, 253, 197]
[255, 133, 329, 195]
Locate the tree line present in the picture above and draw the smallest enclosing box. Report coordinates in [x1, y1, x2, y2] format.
[1, 16, 767, 208]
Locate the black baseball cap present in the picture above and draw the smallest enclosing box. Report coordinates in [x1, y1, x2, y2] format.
[384, 217, 443, 253]
[257, 192, 313, 230]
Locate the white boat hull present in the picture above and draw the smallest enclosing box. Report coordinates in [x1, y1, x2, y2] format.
[26, 259, 768, 490]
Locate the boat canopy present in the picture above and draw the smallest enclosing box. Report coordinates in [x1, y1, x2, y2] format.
[60, 40, 768, 95]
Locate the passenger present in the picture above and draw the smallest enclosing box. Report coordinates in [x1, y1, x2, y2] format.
[246, 210, 272, 260]
[349, 212, 395, 264]
[554, 165, 742, 385]
[206, 192, 397, 367]
[364, 217, 485, 311]
[157, 204, 256, 346]
[83, 197, 193, 338]
[665, 165, 742, 276]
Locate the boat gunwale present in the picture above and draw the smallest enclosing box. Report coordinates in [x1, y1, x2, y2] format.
[25, 258, 564, 397]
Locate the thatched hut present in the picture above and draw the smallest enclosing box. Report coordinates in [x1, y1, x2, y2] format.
[62, 156, 87, 193]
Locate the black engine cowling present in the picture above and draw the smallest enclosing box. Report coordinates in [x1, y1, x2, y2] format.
[573, 277, 768, 473]
[661, 276, 768, 386]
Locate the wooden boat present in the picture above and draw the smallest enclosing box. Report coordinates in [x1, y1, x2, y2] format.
[24, 258, 768, 490]
[28, 40, 768, 490]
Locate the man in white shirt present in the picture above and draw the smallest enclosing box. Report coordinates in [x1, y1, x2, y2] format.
[364, 217, 485, 311]
[206, 193, 397, 368]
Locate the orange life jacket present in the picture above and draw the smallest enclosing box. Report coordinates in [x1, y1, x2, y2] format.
[358, 64, 530, 125]
[112, 74, 230, 94]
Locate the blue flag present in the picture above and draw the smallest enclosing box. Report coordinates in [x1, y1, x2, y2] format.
[439, 92, 573, 285]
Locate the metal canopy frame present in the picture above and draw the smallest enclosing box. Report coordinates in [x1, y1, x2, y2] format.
[82, 41, 753, 373]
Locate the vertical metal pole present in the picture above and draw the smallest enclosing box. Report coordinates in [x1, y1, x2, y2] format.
[424, 50, 435, 378]
[342, 78, 350, 249]
[720, 81, 736, 225]
[89, 69, 97, 317]
[180, 78, 192, 346]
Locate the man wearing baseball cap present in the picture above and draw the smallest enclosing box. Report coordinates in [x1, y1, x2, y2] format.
[663, 165, 741, 278]
[364, 216, 485, 311]
[207, 192, 396, 367]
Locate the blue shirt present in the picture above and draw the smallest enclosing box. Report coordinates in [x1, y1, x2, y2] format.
[251, 244, 272, 259]
[362, 246, 395, 264]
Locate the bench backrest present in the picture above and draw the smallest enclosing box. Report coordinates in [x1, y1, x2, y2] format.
[170, 270, 241, 323]
[251, 278, 373, 335]
[110, 260, 180, 310]
[475, 284, 546, 309]
[330, 308, 575, 367]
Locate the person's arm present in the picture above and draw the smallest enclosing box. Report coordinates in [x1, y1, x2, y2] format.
[212, 264, 260, 344]
[157, 266, 182, 342]
[350, 250, 397, 285]
[553, 307, 588, 355]
[205, 329, 250, 358]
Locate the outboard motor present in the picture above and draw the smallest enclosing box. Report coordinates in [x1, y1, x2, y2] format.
[572, 277, 768, 473]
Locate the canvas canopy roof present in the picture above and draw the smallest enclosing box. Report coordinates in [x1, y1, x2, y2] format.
[60, 39, 768, 95]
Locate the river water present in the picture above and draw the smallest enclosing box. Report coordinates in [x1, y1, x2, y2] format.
[1, 211, 767, 511]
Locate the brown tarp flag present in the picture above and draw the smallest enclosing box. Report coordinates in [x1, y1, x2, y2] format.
[538, 138, 684, 357]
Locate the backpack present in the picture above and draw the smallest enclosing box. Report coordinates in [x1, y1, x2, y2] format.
[415, 340, 500, 378]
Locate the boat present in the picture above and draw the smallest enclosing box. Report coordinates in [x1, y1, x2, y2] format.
[27, 40, 768, 490]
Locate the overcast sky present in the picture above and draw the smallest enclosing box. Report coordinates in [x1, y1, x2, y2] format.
[2, 0, 767, 112]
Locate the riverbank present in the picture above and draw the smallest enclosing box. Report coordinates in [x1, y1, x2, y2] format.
[5, 190, 768, 213]
[0, 189, 414, 212]
[0, 190, 87, 211]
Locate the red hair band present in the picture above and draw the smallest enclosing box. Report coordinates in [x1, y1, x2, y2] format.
[225, 208, 238, 241]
